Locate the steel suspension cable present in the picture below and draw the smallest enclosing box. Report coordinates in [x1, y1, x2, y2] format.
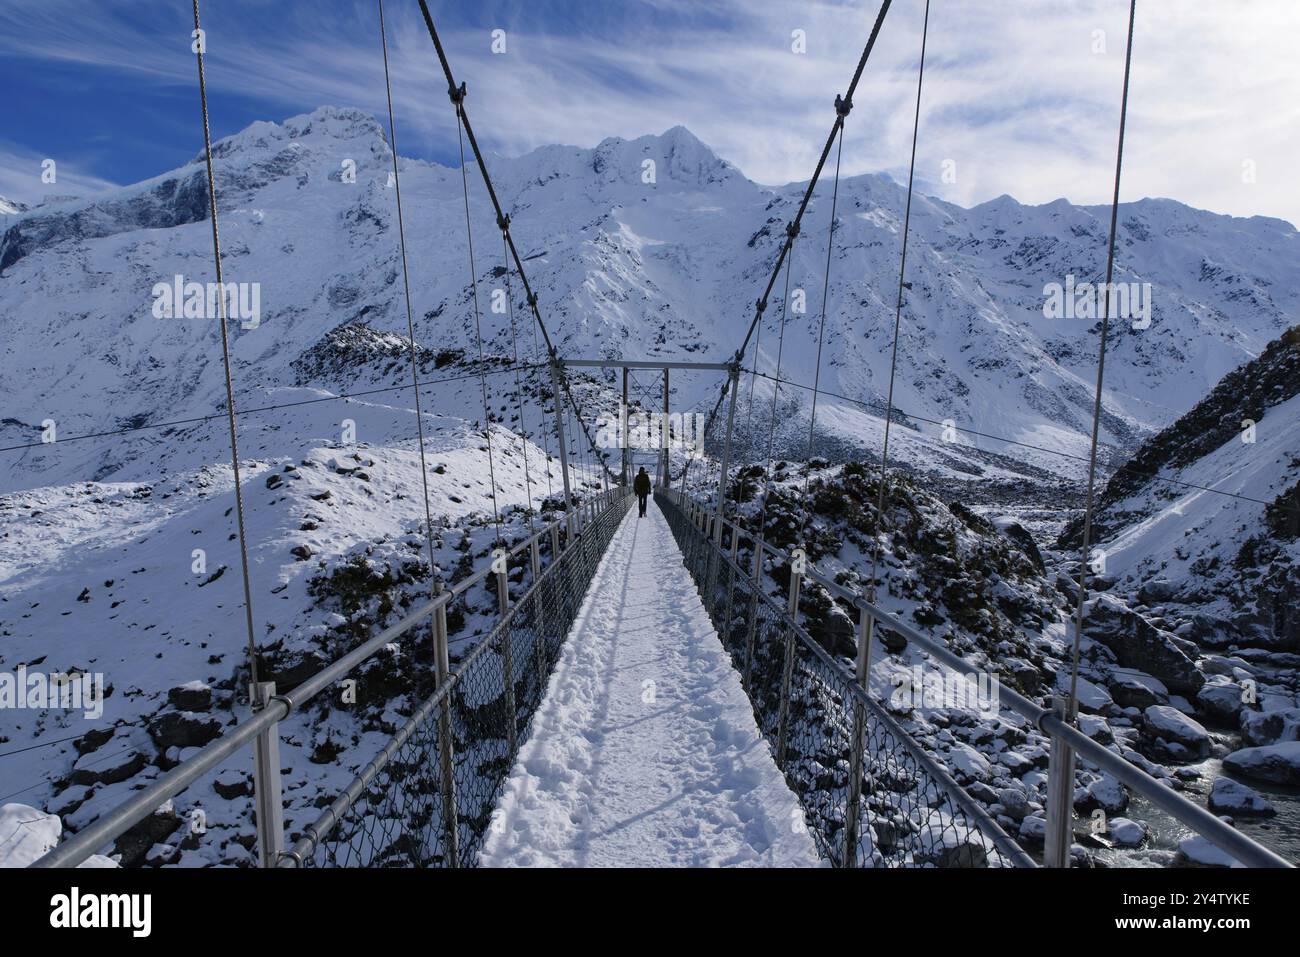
[795, 121, 846, 547]
[378, 0, 440, 596]
[755, 233, 799, 539]
[690, 0, 893, 480]
[501, 227, 537, 532]
[415, 0, 613, 486]
[453, 102, 503, 542]
[868, 0, 930, 605]
[1067, 0, 1138, 718]
[190, 0, 260, 686]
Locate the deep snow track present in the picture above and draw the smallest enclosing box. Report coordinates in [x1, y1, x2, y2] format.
[480, 499, 821, 867]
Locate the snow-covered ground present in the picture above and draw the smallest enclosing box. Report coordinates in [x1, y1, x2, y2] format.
[481, 498, 821, 867]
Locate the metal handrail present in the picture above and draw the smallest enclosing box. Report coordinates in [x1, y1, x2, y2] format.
[661, 488, 1292, 869]
[279, 491, 626, 865]
[33, 487, 629, 869]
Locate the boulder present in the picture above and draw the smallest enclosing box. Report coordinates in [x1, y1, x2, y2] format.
[1142, 705, 1210, 759]
[1196, 680, 1249, 723]
[1108, 672, 1168, 710]
[996, 787, 1031, 821]
[1208, 777, 1275, 817]
[167, 681, 212, 713]
[69, 748, 148, 786]
[1137, 579, 1181, 605]
[148, 711, 223, 751]
[1239, 707, 1300, 747]
[1074, 774, 1128, 814]
[1086, 594, 1204, 694]
[1222, 742, 1300, 786]
[1108, 818, 1148, 848]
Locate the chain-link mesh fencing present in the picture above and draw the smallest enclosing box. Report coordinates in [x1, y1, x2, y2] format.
[657, 491, 1031, 868]
[286, 494, 633, 867]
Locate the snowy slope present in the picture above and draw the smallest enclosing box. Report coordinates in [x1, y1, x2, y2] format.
[1066, 326, 1300, 652]
[3, 106, 1299, 496]
[3, 105, 1300, 865]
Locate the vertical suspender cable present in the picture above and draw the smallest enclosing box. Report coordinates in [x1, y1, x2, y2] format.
[453, 100, 503, 543]
[502, 228, 537, 532]
[1067, 0, 1138, 716]
[378, 0, 441, 597]
[867, 0, 930, 604]
[795, 117, 846, 545]
[756, 242, 797, 536]
[190, 0, 260, 685]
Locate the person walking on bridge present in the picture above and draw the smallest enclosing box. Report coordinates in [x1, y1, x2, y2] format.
[634, 466, 651, 517]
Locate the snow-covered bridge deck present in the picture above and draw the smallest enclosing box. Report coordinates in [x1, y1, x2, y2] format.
[480, 498, 821, 867]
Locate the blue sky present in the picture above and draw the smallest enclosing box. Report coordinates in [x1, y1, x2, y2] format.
[1, 0, 1297, 226]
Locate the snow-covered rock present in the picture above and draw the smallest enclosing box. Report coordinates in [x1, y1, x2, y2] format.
[1108, 817, 1148, 848]
[1208, 777, 1275, 816]
[0, 803, 116, 868]
[1142, 705, 1210, 757]
[1222, 742, 1300, 785]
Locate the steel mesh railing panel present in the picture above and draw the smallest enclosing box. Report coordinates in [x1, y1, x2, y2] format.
[657, 491, 1027, 868]
[293, 495, 632, 867]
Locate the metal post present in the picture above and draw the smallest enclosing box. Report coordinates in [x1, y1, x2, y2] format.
[550, 360, 574, 519]
[496, 561, 517, 754]
[713, 365, 740, 547]
[774, 564, 802, 768]
[842, 606, 875, 867]
[550, 520, 561, 557]
[433, 595, 460, 866]
[530, 537, 541, 580]
[720, 529, 740, 648]
[660, 367, 670, 487]
[1044, 695, 1076, 867]
[621, 366, 629, 486]
[250, 680, 284, 867]
[742, 541, 763, 690]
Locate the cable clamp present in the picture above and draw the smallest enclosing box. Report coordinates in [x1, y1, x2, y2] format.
[756, 298, 768, 314]
[785, 221, 800, 239]
[449, 81, 467, 105]
[527, 292, 538, 309]
[835, 94, 852, 118]
[497, 212, 510, 232]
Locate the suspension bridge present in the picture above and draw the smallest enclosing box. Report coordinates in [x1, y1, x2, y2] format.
[28, 0, 1293, 869]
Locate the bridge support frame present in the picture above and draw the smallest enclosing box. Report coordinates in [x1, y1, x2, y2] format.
[1043, 695, 1076, 867]
[621, 367, 629, 486]
[433, 594, 460, 867]
[250, 680, 285, 867]
[659, 368, 670, 487]
[842, 608, 876, 867]
[496, 557, 517, 755]
[549, 360, 574, 520]
[775, 565, 802, 768]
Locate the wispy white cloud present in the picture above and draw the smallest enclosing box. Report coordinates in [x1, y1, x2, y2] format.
[1, 0, 1296, 225]
[0, 140, 119, 207]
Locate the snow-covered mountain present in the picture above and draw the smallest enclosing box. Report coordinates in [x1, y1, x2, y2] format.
[1062, 325, 1300, 653]
[4, 106, 1300, 865]
[0, 195, 26, 217]
[3, 105, 1299, 495]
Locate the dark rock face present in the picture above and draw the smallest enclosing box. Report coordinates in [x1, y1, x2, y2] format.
[111, 807, 182, 868]
[148, 711, 223, 750]
[167, 683, 213, 712]
[997, 521, 1046, 574]
[0, 171, 210, 272]
[1086, 595, 1204, 695]
[1059, 326, 1300, 550]
[70, 750, 149, 786]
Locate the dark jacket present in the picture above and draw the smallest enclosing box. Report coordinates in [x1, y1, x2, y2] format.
[633, 472, 651, 497]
